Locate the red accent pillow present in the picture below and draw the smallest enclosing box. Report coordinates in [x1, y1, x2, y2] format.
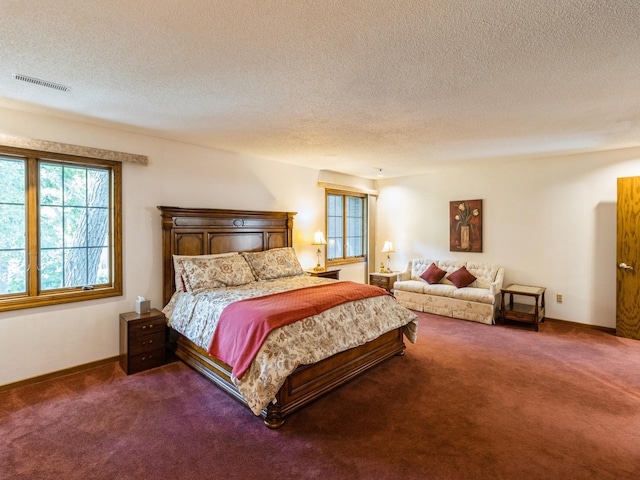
[447, 266, 477, 288]
[420, 263, 446, 284]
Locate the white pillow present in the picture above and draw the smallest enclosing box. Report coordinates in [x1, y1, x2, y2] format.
[173, 252, 238, 291]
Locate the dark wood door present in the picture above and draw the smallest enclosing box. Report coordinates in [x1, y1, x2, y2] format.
[616, 176, 640, 339]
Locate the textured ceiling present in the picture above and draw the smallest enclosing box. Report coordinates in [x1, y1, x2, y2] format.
[1, 0, 640, 178]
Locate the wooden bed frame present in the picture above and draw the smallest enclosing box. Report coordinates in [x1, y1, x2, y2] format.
[159, 206, 406, 428]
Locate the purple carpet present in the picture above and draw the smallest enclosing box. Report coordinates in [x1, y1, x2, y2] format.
[2, 313, 640, 479]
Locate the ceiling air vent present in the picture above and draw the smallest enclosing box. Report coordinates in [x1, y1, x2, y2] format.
[12, 73, 70, 92]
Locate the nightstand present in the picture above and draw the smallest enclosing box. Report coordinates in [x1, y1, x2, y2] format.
[119, 308, 166, 374]
[306, 268, 340, 280]
[369, 272, 397, 292]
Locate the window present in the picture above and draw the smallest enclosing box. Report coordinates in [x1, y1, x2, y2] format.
[0, 147, 122, 312]
[326, 190, 367, 266]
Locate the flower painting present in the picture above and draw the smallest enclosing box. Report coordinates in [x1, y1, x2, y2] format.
[449, 199, 482, 252]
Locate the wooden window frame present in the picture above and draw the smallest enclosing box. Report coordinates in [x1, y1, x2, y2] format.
[0, 146, 122, 312]
[325, 189, 367, 267]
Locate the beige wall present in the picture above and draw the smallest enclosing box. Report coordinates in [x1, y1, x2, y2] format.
[0, 107, 338, 386]
[374, 149, 640, 329]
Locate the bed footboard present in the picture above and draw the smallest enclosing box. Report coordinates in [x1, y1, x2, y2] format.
[169, 326, 406, 428]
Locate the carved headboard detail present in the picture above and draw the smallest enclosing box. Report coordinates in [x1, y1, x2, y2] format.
[158, 206, 296, 306]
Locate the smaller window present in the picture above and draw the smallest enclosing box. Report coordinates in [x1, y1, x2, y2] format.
[326, 190, 367, 266]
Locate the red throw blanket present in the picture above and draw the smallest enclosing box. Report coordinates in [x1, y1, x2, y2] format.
[207, 281, 390, 379]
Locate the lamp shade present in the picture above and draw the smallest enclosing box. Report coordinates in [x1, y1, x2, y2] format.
[381, 241, 394, 253]
[312, 231, 327, 245]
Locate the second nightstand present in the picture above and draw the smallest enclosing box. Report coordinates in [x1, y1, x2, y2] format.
[369, 272, 397, 292]
[306, 268, 340, 280]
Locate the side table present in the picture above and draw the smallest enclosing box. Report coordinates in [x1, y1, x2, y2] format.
[306, 268, 340, 280]
[369, 272, 397, 292]
[500, 284, 546, 331]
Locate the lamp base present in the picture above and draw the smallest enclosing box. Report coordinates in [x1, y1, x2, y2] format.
[314, 247, 324, 272]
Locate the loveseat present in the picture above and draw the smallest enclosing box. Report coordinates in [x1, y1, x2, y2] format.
[393, 259, 505, 325]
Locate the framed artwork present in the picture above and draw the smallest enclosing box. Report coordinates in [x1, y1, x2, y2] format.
[450, 199, 482, 252]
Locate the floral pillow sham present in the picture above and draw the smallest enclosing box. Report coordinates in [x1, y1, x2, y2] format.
[242, 247, 305, 281]
[173, 252, 238, 291]
[177, 254, 256, 292]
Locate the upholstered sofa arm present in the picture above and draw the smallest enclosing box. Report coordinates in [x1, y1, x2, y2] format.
[397, 270, 411, 281]
[397, 261, 412, 281]
[489, 267, 505, 295]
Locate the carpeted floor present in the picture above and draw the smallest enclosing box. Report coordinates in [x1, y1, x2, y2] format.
[2, 312, 640, 480]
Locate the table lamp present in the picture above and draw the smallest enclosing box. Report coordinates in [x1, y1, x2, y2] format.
[311, 231, 327, 271]
[381, 241, 394, 273]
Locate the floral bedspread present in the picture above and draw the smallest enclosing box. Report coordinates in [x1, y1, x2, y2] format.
[163, 275, 418, 415]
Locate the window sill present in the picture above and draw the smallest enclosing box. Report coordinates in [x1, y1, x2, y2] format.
[327, 257, 366, 267]
[0, 287, 123, 312]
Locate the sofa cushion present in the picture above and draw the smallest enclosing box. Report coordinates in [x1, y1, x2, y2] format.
[452, 287, 496, 305]
[421, 263, 446, 284]
[394, 280, 457, 297]
[447, 266, 477, 288]
[393, 280, 430, 294]
[465, 262, 500, 289]
[422, 283, 457, 297]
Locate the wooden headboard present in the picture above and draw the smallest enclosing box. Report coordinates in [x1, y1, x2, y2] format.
[158, 206, 296, 306]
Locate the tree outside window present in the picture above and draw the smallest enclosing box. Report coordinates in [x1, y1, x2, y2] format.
[0, 149, 122, 311]
[0, 157, 26, 295]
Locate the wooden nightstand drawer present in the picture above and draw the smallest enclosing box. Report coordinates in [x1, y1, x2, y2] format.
[500, 284, 546, 332]
[369, 273, 396, 292]
[129, 331, 165, 355]
[504, 309, 535, 322]
[128, 317, 166, 337]
[128, 349, 165, 373]
[119, 308, 167, 374]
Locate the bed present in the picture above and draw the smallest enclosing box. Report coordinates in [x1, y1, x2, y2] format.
[159, 206, 417, 428]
